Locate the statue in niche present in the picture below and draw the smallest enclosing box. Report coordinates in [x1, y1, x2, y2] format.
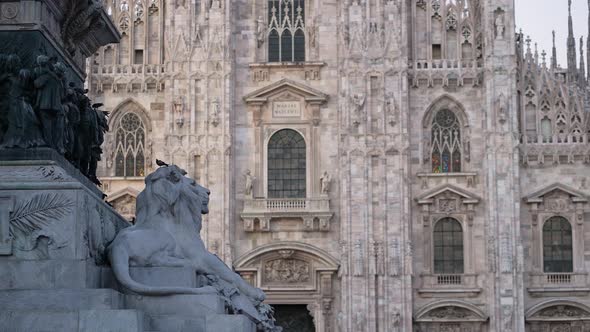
[210, 97, 221, 127]
[320, 171, 331, 194]
[175, 0, 186, 8]
[351, 93, 366, 113]
[120, 0, 129, 12]
[0, 55, 45, 149]
[495, 11, 505, 40]
[338, 241, 348, 277]
[107, 163, 281, 331]
[244, 169, 255, 197]
[256, 16, 265, 48]
[353, 239, 363, 276]
[173, 96, 184, 127]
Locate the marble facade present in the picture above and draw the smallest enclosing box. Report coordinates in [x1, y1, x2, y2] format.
[90, 0, 590, 331]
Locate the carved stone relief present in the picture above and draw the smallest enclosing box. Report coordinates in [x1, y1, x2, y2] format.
[9, 192, 73, 258]
[264, 258, 311, 283]
[110, 194, 137, 221]
[426, 306, 476, 319]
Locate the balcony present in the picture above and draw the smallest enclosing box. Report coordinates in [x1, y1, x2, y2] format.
[520, 134, 590, 165]
[417, 274, 482, 297]
[91, 64, 167, 76]
[408, 59, 484, 88]
[527, 273, 590, 296]
[241, 197, 333, 232]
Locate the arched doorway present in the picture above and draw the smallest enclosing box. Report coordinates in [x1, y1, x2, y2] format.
[234, 242, 339, 332]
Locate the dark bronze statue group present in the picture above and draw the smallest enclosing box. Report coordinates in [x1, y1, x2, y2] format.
[0, 54, 108, 185]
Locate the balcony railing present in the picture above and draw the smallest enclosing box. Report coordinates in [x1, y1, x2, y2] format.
[545, 273, 572, 284]
[437, 274, 462, 285]
[241, 197, 333, 232]
[521, 134, 588, 145]
[91, 64, 166, 76]
[527, 273, 590, 295]
[417, 274, 481, 296]
[409, 59, 482, 71]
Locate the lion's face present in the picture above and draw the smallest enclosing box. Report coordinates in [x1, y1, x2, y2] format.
[140, 165, 210, 220]
[185, 177, 210, 215]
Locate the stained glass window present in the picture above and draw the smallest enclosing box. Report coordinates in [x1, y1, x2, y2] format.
[268, 129, 306, 198]
[431, 109, 462, 173]
[433, 218, 464, 274]
[543, 217, 573, 273]
[268, 0, 305, 62]
[115, 112, 146, 177]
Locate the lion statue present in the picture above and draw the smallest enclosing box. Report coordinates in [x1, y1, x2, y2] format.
[107, 163, 281, 331]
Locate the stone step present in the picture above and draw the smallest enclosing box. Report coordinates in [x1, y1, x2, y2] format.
[145, 314, 255, 332]
[0, 288, 124, 311]
[145, 314, 205, 332]
[124, 293, 226, 317]
[0, 309, 144, 332]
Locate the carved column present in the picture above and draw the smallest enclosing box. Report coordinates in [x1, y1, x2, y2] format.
[250, 103, 264, 197]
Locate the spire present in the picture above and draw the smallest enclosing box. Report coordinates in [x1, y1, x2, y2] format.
[580, 37, 587, 87]
[552, 30, 558, 69]
[587, 0, 590, 80]
[567, 0, 578, 80]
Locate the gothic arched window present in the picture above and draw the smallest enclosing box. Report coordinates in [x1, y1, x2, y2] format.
[431, 109, 462, 173]
[115, 112, 146, 177]
[433, 218, 464, 274]
[543, 217, 573, 273]
[268, 129, 306, 198]
[268, 0, 306, 62]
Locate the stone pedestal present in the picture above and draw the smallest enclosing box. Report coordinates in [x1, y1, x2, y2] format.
[0, 149, 256, 332]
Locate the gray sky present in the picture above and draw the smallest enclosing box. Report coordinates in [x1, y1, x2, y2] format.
[516, 0, 588, 68]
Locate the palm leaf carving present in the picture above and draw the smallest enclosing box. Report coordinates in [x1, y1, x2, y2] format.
[9, 193, 74, 251]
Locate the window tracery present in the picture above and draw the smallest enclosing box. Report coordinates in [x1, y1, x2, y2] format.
[267, 0, 306, 62]
[433, 218, 464, 274]
[267, 129, 306, 198]
[543, 217, 573, 273]
[431, 109, 462, 173]
[115, 112, 146, 177]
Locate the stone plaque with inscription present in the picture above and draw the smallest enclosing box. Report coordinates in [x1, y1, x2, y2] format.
[273, 101, 301, 118]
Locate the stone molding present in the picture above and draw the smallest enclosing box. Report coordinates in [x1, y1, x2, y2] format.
[414, 300, 488, 323]
[526, 300, 590, 322]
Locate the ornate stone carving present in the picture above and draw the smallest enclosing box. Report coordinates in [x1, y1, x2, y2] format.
[9, 192, 73, 256]
[427, 306, 474, 319]
[495, 10, 506, 40]
[244, 169, 255, 197]
[320, 171, 331, 195]
[338, 241, 348, 278]
[389, 239, 401, 276]
[264, 258, 310, 283]
[438, 198, 457, 213]
[110, 194, 136, 221]
[537, 305, 589, 318]
[353, 239, 364, 276]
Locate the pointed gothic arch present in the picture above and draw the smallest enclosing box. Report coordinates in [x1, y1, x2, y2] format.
[109, 99, 152, 177]
[423, 95, 469, 173]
